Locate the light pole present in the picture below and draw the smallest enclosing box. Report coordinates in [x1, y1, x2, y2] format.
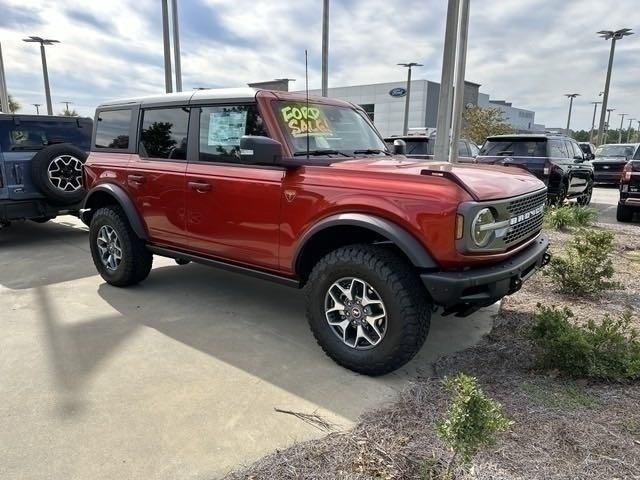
[171, 0, 182, 92]
[589, 101, 601, 144]
[32, 103, 41, 115]
[321, 0, 329, 97]
[160, 0, 173, 93]
[450, 0, 471, 163]
[596, 29, 633, 145]
[398, 62, 423, 136]
[0, 42, 9, 113]
[60, 101, 73, 114]
[604, 108, 614, 143]
[617, 113, 627, 143]
[627, 118, 636, 143]
[565, 93, 579, 136]
[22, 36, 59, 115]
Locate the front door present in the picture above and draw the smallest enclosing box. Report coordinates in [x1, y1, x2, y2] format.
[185, 104, 283, 271]
[127, 106, 189, 247]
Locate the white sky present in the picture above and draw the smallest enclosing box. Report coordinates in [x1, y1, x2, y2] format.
[1, 0, 639, 129]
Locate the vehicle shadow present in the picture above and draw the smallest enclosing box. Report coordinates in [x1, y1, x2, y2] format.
[93, 262, 493, 420]
[0, 219, 96, 289]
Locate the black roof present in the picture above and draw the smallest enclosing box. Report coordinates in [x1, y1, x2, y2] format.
[0, 113, 92, 123]
[486, 133, 570, 140]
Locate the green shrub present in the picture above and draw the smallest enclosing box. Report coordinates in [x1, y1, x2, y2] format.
[436, 373, 511, 475]
[545, 229, 619, 294]
[544, 205, 597, 230]
[531, 305, 640, 381]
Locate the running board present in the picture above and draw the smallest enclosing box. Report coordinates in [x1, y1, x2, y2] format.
[147, 245, 301, 288]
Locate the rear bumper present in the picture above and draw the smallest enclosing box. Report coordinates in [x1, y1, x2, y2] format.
[0, 199, 81, 222]
[421, 235, 550, 316]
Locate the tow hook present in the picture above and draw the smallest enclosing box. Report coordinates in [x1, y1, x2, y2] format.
[542, 252, 552, 267]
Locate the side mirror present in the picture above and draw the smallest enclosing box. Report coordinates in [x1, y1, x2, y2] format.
[573, 155, 584, 162]
[393, 139, 407, 155]
[240, 136, 283, 165]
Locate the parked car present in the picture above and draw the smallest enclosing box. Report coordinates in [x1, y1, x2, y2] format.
[476, 134, 594, 205]
[592, 143, 640, 185]
[383, 135, 479, 163]
[578, 142, 596, 160]
[82, 89, 550, 375]
[0, 114, 92, 227]
[617, 159, 640, 222]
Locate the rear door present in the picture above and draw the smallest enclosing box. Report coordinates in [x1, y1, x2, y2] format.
[127, 106, 189, 247]
[566, 140, 590, 194]
[185, 104, 283, 270]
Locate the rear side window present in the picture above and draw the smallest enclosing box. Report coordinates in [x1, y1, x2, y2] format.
[479, 139, 547, 157]
[198, 104, 266, 163]
[95, 109, 132, 149]
[8, 125, 47, 150]
[635, 147, 640, 160]
[140, 107, 189, 160]
[548, 140, 569, 158]
[405, 139, 432, 155]
[0, 119, 92, 151]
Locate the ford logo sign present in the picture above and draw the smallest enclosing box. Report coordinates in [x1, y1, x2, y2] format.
[389, 87, 407, 98]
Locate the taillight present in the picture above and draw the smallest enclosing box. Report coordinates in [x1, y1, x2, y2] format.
[623, 162, 632, 182]
[543, 160, 551, 176]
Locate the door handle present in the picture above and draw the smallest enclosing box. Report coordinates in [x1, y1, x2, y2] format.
[188, 181, 212, 193]
[128, 174, 146, 185]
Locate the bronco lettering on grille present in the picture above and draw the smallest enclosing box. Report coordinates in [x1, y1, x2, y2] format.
[509, 204, 544, 226]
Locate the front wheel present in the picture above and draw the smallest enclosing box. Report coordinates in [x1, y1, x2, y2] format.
[305, 244, 431, 376]
[576, 184, 593, 206]
[89, 206, 153, 287]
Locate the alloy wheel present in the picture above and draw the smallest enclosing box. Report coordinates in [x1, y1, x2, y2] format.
[47, 155, 83, 192]
[96, 225, 123, 271]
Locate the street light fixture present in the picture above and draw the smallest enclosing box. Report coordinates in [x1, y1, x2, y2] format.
[22, 36, 59, 115]
[60, 101, 73, 113]
[398, 62, 423, 136]
[604, 108, 615, 144]
[617, 113, 627, 143]
[595, 28, 633, 145]
[32, 103, 42, 115]
[589, 101, 602, 144]
[564, 94, 579, 136]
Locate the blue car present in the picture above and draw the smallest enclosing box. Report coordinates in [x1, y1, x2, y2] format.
[0, 114, 92, 227]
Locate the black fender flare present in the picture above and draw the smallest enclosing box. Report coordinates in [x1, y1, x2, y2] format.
[82, 184, 148, 240]
[292, 213, 438, 272]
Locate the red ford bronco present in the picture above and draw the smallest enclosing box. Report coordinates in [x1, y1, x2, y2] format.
[82, 88, 550, 375]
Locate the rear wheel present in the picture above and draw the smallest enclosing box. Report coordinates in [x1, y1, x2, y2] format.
[617, 203, 634, 222]
[89, 206, 153, 286]
[305, 244, 431, 376]
[576, 184, 593, 206]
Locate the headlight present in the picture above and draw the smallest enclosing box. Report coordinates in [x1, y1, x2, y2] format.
[471, 208, 495, 247]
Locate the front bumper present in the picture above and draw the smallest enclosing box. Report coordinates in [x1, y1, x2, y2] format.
[594, 171, 623, 183]
[421, 235, 550, 317]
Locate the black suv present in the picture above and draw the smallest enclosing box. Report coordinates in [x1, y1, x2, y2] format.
[476, 134, 594, 205]
[592, 143, 640, 185]
[0, 114, 92, 227]
[383, 135, 479, 163]
[617, 159, 640, 222]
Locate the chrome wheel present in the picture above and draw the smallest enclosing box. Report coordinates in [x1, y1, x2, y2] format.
[324, 277, 387, 350]
[47, 155, 83, 192]
[96, 225, 122, 271]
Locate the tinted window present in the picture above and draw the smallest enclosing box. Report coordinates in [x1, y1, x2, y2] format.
[0, 118, 92, 152]
[634, 147, 640, 160]
[579, 143, 592, 155]
[95, 109, 132, 149]
[360, 104, 375, 121]
[405, 139, 432, 155]
[548, 140, 568, 158]
[458, 141, 470, 157]
[479, 139, 547, 157]
[199, 105, 266, 163]
[595, 144, 636, 158]
[469, 142, 480, 157]
[140, 107, 189, 160]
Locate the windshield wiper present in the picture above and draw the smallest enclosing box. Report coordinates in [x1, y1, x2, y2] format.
[293, 149, 351, 158]
[353, 149, 391, 156]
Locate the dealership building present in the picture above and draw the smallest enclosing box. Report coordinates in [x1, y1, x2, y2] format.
[298, 79, 539, 138]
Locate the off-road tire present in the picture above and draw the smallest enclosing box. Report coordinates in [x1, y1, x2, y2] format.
[89, 206, 152, 287]
[30, 144, 88, 205]
[616, 203, 634, 222]
[305, 244, 431, 376]
[576, 183, 593, 206]
[550, 182, 568, 206]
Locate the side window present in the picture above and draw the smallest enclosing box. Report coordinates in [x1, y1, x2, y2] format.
[198, 104, 266, 163]
[457, 141, 470, 157]
[565, 141, 578, 159]
[95, 109, 132, 149]
[8, 124, 47, 151]
[571, 142, 583, 159]
[469, 142, 480, 157]
[634, 147, 640, 160]
[549, 140, 568, 158]
[140, 107, 189, 160]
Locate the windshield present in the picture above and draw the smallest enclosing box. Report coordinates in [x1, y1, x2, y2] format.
[479, 139, 547, 157]
[595, 145, 635, 158]
[275, 101, 387, 156]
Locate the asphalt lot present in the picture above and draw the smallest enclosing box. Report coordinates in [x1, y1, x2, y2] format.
[1, 215, 496, 479]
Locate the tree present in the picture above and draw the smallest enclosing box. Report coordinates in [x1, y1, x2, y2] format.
[571, 130, 590, 142]
[60, 108, 79, 117]
[8, 94, 20, 113]
[462, 106, 514, 145]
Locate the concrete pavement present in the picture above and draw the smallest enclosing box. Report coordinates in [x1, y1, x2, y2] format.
[1, 216, 496, 480]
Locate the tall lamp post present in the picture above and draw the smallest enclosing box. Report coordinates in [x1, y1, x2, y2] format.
[0, 42, 9, 113]
[627, 118, 636, 143]
[398, 62, 423, 136]
[589, 101, 601, 144]
[22, 36, 59, 115]
[617, 113, 627, 143]
[604, 108, 615, 143]
[596, 29, 633, 145]
[32, 103, 41, 115]
[321, 0, 329, 97]
[565, 93, 579, 136]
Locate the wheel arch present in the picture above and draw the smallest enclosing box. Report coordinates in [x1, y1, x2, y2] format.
[82, 184, 148, 240]
[293, 213, 437, 283]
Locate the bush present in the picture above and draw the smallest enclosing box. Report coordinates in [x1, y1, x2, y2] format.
[436, 373, 511, 476]
[531, 305, 640, 381]
[544, 205, 597, 230]
[545, 229, 619, 295]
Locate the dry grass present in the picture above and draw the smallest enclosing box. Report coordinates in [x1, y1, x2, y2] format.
[225, 222, 640, 480]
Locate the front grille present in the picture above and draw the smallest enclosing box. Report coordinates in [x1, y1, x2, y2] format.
[504, 190, 546, 247]
[594, 163, 625, 172]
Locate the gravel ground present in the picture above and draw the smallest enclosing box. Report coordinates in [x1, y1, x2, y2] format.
[225, 221, 640, 480]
